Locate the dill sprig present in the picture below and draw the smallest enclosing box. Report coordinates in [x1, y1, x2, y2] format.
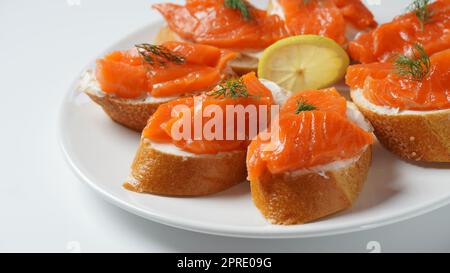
[394, 43, 431, 82]
[224, 0, 252, 20]
[208, 78, 250, 99]
[407, 0, 431, 30]
[135, 43, 185, 66]
[295, 98, 317, 114]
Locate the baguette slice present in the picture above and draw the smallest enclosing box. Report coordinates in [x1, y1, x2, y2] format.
[155, 25, 258, 76]
[251, 146, 372, 224]
[351, 88, 450, 162]
[78, 70, 175, 132]
[123, 78, 290, 196]
[85, 93, 166, 132]
[124, 139, 247, 196]
[249, 101, 374, 225]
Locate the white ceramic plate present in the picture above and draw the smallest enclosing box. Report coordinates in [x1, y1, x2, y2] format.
[60, 1, 450, 238]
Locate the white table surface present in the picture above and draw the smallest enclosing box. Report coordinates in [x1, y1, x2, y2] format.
[1, 0, 449, 253]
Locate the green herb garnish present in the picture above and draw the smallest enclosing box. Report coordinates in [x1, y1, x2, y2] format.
[208, 78, 250, 99]
[135, 43, 185, 66]
[295, 98, 317, 114]
[407, 0, 431, 30]
[224, 0, 252, 20]
[394, 43, 431, 82]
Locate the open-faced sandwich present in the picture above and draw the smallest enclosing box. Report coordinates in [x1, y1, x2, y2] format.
[247, 88, 374, 224]
[78, 41, 237, 131]
[349, 0, 450, 63]
[153, 0, 377, 75]
[347, 46, 450, 162]
[124, 72, 289, 196]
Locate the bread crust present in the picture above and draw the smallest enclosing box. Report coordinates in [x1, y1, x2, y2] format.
[250, 147, 372, 225]
[86, 93, 166, 132]
[228, 53, 258, 76]
[351, 90, 450, 162]
[124, 139, 247, 196]
[155, 25, 258, 76]
[154, 25, 183, 44]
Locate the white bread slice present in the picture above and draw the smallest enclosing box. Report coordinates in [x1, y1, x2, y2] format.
[227, 53, 259, 76]
[123, 80, 291, 196]
[124, 140, 247, 196]
[251, 146, 372, 225]
[155, 25, 259, 76]
[351, 88, 450, 162]
[250, 102, 373, 224]
[78, 70, 177, 132]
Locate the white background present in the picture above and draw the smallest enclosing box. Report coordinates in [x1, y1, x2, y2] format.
[1, 0, 450, 252]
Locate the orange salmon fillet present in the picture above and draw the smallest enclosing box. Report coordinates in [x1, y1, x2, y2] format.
[154, 0, 376, 49]
[348, 0, 450, 63]
[143, 72, 275, 154]
[95, 41, 236, 99]
[275, 0, 376, 46]
[346, 49, 450, 111]
[153, 0, 289, 50]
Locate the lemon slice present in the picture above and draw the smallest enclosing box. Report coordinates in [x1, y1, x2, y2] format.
[258, 35, 349, 93]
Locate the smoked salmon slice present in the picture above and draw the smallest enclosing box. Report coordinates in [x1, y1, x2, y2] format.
[95, 41, 236, 99]
[346, 48, 450, 111]
[272, 0, 376, 46]
[96, 50, 151, 99]
[247, 89, 373, 181]
[273, 0, 347, 46]
[143, 72, 275, 154]
[154, 0, 376, 50]
[348, 0, 450, 63]
[153, 0, 289, 51]
[333, 0, 378, 29]
[280, 88, 347, 117]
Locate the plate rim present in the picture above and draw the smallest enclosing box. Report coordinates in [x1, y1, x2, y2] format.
[58, 20, 450, 239]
